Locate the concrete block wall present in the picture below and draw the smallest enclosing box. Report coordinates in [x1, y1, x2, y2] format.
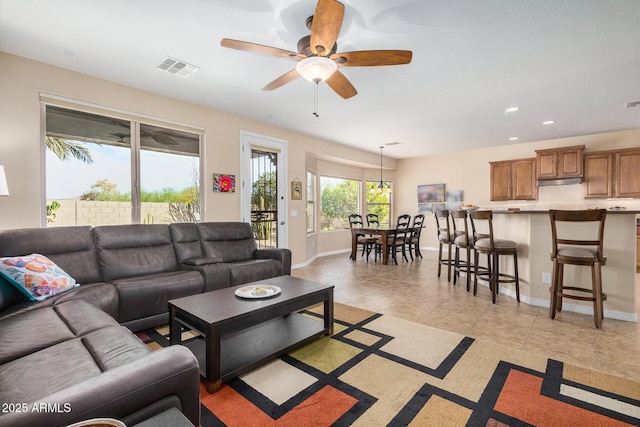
[47, 200, 174, 226]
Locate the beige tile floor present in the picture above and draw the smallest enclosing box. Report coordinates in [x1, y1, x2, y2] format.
[292, 250, 640, 382]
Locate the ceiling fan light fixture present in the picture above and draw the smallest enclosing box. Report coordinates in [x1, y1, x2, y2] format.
[296, 56, 337, 83]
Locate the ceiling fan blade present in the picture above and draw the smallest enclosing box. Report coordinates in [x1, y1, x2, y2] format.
[325, 70, 357, 99]
[262, 69, 301, 91]
[221, 38, 304, 61]
[310, 0, 345, 56]
[330, 50, 413, 67]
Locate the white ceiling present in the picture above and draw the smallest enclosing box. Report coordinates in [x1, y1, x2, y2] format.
[1, 0, 639, 159]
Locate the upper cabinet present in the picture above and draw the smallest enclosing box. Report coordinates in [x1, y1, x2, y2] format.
[583, 152, 613, 198]
[614, 148, 640, 198]
[535, 145, 584, 179]
[490, 158, 537, 201]
[490, 160, 511, 201]
[583, 147, 640, 199]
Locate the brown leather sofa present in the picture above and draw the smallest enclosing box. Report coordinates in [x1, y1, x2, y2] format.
[0, 222, 291, 426]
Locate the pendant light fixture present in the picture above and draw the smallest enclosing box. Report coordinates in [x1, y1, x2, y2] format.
[370, 146, 391, 194]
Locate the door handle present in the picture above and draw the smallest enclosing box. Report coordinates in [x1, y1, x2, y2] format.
[280, 221, 285, 225]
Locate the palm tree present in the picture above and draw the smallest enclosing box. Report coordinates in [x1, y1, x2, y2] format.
[45, 136, 93, 163]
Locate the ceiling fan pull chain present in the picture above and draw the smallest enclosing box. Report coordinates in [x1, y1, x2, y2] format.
[313, 81, 319, 117]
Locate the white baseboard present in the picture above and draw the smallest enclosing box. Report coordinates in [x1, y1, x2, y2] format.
[291, 249, 350, 270]
[472, 279, 639, 323]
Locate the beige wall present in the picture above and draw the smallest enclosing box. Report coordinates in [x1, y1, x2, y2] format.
[0, 52, 392, 266]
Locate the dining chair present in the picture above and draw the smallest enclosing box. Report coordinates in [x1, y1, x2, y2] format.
[383, 214, 411, 264]
[365, 213, 384, 259]
[469, 210, 520, 304]
[348, 214, 377, 261]
[434, 209, 454, 281]
[405, 214, 425, 261]
[549, 209, 608, 329]
[366, 213, 380, 227]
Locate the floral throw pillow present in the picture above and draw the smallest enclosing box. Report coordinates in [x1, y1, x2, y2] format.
[0, 254, 79, 301]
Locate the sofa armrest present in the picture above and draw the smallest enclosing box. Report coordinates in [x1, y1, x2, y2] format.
[181, 261, 231, 292]
[255, 248, 292, 275]
[182, 256, 223, 266]
[0, 346, 200, 427]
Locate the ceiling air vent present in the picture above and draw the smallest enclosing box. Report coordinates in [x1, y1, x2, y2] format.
[157, 56, 199, 78]
[625, 100, 640, 108]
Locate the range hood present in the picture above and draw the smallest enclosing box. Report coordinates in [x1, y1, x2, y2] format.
[537, 177, 583, 186]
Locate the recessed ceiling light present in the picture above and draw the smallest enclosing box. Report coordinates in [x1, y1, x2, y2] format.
[509, 137, 519, 141]
[505, 107, 520, 113]
[542, 120, 555, 125]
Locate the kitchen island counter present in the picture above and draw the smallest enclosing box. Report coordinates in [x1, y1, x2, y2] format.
[487, 210, 637, 321]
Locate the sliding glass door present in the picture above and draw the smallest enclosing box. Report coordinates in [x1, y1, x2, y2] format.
[44, 105, 201, 226]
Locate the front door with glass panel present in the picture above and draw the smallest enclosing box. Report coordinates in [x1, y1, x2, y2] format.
[251, 149, 278, 248]
[240, 131, 287, 249]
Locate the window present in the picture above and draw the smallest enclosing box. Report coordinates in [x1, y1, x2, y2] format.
[366, 181, 392, 225]
[44, 105, 201, 226]
[306, 171, 315, 233]
[320, 176, 359, 231]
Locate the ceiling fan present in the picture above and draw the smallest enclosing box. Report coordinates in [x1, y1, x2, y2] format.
[220, 0, 412, 99]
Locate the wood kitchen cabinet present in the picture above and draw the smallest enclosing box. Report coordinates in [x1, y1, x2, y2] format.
[615, 148, 640, 198]
[490, 158, 537, 201]
[535, 145, 584, 179]
[582, 147, 640, 199]
[583, 152, 613, 198]
[490, 161, 511, 201]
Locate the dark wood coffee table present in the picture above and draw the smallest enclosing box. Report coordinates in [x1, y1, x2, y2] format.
[168, 276, 334, 393]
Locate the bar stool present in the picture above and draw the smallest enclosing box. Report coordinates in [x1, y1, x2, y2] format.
[451, 210, 472, 291]
[434, 209, 454, 281]
[549, 209, 607, 329]
[469, 210, 520, 304]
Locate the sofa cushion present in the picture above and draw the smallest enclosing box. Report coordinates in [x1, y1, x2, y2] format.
[94, 225, 179, 281]
[113, 270, 204, 323]
[0, 282, 118, 321]
[169, 223, 203, 263]
[53, 282, 119, 319]
[0, 254, 79, 301]
[229, 259, 280, 286]
[0, 299, 150, 406]
[197, 222, 257, 263]
[0, 226, 101, 285]
[0, 299, 119, 365]
[0, 325, 151, 406]
[1, 337, 103, 405]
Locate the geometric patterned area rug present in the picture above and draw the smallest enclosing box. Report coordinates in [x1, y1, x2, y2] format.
[136, 303, 640, 426]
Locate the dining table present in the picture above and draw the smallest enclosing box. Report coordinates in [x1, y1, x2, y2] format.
[350, 225, 398, 265]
